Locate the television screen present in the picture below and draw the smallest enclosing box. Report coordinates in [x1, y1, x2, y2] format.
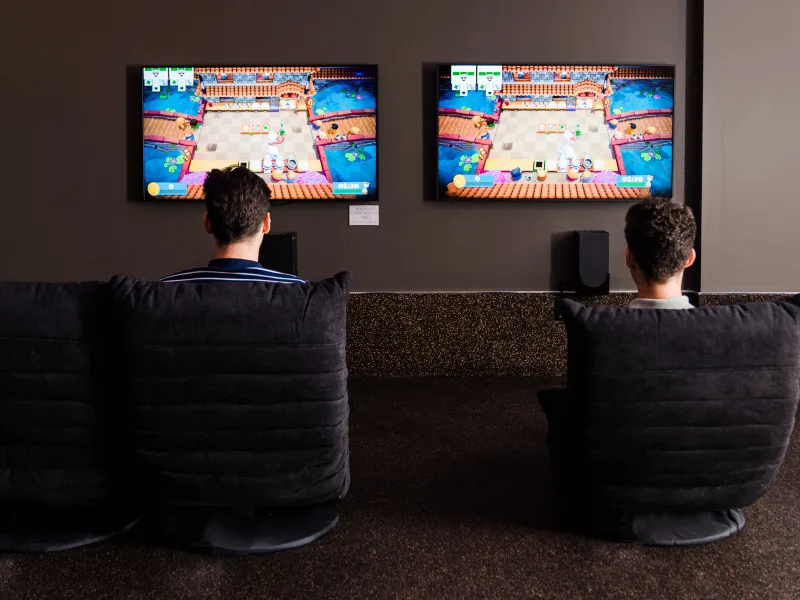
[436, 64, 675, 201]
[141, 65, 378, 201]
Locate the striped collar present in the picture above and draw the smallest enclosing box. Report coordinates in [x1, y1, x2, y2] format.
[160, 259, 304, 283]
[207, 258, 264, 271]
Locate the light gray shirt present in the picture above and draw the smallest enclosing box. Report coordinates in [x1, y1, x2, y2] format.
[629, 296, 694, 310]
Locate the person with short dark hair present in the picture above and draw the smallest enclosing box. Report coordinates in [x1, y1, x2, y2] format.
[162, 166, 304, 283]
[541, 198, 732, 543]
[624, 198, 696, 309]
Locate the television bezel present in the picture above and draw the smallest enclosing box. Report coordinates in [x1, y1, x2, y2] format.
[434, 62, 677, 202]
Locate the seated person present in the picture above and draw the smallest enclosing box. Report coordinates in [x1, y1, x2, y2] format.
[541, 199, 708, 540]
[162, 166, 305, 283]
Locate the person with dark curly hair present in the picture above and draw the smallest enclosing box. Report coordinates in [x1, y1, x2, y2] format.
[162, 166, 304, 283]
[624, 197, 696, 309]
[540, 198, 727, 544]
[543, 197, 698, 492]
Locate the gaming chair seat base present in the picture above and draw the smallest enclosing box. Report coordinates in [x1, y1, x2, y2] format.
[153, 503, 340, 555]
[0, 505, 142, 553]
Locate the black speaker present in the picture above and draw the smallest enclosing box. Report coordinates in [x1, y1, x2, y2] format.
[574, 230, 610, 296]
[259, 231, 298, 276]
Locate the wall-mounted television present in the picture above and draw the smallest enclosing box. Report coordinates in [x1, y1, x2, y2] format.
[141, 65, 378, 201]
[436, 64, 675, 201]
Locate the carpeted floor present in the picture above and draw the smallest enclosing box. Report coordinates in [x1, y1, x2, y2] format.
[3, 377, 800, 600]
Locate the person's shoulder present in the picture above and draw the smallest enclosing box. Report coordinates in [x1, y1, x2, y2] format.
[160, 267, 214, 282]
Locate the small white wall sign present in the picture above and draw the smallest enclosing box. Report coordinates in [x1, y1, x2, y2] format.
[349, 205, 379, 226]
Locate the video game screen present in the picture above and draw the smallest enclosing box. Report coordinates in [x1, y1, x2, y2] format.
[141, 65, 378, 201]
[437, 64, 675, 201]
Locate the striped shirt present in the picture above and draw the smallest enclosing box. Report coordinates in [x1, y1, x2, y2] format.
[161, 258, 305, 284]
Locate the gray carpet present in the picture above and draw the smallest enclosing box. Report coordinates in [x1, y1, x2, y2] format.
[2, 377, 800, 600]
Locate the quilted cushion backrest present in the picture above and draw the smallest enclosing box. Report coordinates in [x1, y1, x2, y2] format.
[561, 298, 800, 512]
[110, 272, 351, 508]
[0, 282, 114, 505]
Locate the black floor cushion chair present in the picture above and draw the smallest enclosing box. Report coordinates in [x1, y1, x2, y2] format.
[0, 282, 140, 552]
[540, 297, 800, 546]
[110, 272, 351, 555]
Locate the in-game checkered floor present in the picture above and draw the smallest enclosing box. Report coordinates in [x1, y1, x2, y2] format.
[488, 110, 615, 163]
[194, 112, 318, 164]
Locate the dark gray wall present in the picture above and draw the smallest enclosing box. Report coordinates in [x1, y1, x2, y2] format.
[2, 0, 686, 291]
[702, 0, 800, 293]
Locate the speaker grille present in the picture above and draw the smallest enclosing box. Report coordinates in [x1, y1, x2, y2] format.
[259, 231, 298, 276]
[576, 230, 609, 290]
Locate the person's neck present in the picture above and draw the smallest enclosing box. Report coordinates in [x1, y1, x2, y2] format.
[213, 242, 260, 263]
[636, 280, 684, 300]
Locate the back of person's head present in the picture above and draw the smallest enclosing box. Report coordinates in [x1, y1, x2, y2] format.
[203, 166, 270, 244]
[624, 198, 696, 283]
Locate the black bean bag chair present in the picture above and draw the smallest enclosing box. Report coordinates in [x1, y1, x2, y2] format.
[109, 272, 351, 554]
[540, 298, 800, 546]
[0, 282, 139, 552]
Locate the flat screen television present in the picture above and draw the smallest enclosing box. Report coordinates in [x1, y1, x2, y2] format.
[436, 64, 675, 201]
[141, 65, 378, 201]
